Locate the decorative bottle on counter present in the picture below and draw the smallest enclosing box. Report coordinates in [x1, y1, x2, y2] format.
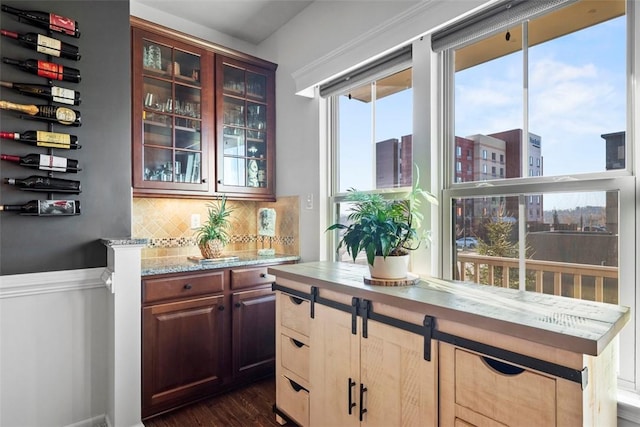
[0, 130, 81, 149]
[0, 81, 81, 106]
[0, 153, 80, 173]
[0, 199, 81, 216]
[2, 57, 81, 83]
[0, 29, 80, 60]
[5, 175, 81, 193]
[0, 5, 80, 38]
[0, 100, 81, 126]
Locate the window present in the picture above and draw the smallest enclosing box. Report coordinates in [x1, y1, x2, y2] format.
[324, 46, 413, 264]
[456, 161, 462, 172]
[456, 146, 462, 157]
[438, 0, 634, 392]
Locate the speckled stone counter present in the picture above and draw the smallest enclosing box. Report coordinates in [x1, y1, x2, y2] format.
[141, 252, 300, 276]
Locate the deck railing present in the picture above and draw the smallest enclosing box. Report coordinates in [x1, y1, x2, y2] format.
[456, 252, 618, 303]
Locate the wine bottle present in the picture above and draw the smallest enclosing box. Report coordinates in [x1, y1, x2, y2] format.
[0, 29, 80, 61]
[2, 57, 81, 83]
[5, 175, 81, 193]
[0, 5, 80, 38]
[0, 81, 81, 105]
[0, 153, 81, 173]
[0, 199, 81, 216]
[0, 130, 81, 150]
[0, 100, 81, 126]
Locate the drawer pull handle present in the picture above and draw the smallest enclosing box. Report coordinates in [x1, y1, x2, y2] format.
[288, 378, 306, 393]
[260, 273, 267, 278]
[482, 356, 525, 375]
[183, 284, 192, 290]
[348, 378, 356, 414]
[290, 338, 304, 348]
[289, 296, 304, 305]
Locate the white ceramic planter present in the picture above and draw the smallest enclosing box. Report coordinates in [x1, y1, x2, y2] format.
[368, 255, 409, 279]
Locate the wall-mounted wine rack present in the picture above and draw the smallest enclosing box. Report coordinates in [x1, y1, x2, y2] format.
[0, 4, 82, 216]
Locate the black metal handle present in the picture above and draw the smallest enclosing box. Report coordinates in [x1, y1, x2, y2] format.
[348, 378, 356, 415]
[235, 302, 242, 308]
[183, 283, 192, 290]
[291, 338, 304, 348]
[260, 273, 266, 278]
[202, 178, 207, 183]
[217, 179, 222, 184]
[218, 305, 225, 311]
[359, 383, 367, 421]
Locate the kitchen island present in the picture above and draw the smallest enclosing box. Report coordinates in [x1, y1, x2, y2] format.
[268, 261, 630, 427]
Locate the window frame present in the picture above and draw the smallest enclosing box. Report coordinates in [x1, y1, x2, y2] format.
[438, 0, 638, 394]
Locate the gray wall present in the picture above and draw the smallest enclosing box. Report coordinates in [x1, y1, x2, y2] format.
[0, 0, 131, 275]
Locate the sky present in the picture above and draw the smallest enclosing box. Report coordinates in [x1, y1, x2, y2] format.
[338, 14, 626, 212]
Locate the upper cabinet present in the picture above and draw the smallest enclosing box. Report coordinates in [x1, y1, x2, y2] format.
[216, 56, 275, 199]
[131, 19, 277, 200]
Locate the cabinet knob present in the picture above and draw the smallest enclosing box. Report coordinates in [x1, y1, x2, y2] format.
[217, 180, 222, 184]
[235, 302, 242, 308]
[260, 273, 266, 278]
[218, 305, 225, 311]
[183, 283, 192, 290]
[202, 178, 207, 183]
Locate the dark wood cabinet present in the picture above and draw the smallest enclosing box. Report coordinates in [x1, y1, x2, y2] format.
[232, 287, 276, 382]
[142, 263, 292, 420]
[142, 295, 225, 418]
[132, 24, 214, 196]
[216, 55, 276, 200]
[131, 18, 277, 200]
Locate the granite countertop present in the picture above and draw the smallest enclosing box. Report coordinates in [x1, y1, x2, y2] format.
[268, 261, 630, 356]
[141, 252, 300, 276]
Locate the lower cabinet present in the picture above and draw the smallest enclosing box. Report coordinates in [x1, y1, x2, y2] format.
[142, 295, 226, 418]
[232, 287, 276, 382]
[273, 276, 618, 427]
[142, 264, 287, 420]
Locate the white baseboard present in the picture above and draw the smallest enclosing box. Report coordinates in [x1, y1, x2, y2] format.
[619, 389, 640, 425]
[64, 414, 108, 427]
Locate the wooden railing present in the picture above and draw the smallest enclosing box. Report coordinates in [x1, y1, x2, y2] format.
[456, 253, 618, 303]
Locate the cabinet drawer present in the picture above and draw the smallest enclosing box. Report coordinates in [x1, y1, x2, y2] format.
[230, 267, 274, 290]
[276, 375, 309, 427]
[454, 348, 556, 426]
[278, 292, 310, 337]
[143, 271, 224, 304]
[280, 333, 309, 383]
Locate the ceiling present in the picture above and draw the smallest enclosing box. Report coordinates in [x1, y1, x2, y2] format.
[135, 0, 314, 44]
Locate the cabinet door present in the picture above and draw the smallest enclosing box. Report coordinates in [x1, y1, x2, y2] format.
[142, 295, 225, 418]
[132, 26, 214, 196]
[360, 319, 438, 427]
[215, 55, 276, 200]
[309, 304, 360, 427]
[231, 287, 276, 382]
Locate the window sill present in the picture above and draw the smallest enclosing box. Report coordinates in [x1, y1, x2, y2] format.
[619, 389, 640, 424]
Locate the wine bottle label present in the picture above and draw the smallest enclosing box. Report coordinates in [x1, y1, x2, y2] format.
[36, 131, 71, 145]
[36, 60, 63, 80]
[39, 154, 67, 172]
[36, 34, 62, 57]
[37, 199, 78, 215]
[49, 13, 76, 37]
[51, 86, 75, 105]
[53, 107, 76, 125]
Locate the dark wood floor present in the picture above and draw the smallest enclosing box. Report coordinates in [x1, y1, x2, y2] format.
[143, 377, 292, 427]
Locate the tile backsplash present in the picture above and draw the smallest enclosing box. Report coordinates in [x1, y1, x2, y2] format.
[133, 196, 299, 258]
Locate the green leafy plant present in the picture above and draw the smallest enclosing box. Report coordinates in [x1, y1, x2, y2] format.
[327, 167, 438, 266]
[195, 195, 233, 247]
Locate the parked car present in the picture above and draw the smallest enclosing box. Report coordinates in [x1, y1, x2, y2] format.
[583, 226, 609, 233]
[456, 237, 478, 249]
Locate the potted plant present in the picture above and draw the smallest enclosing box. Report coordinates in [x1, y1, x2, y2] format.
[195, 195, 233, 259]
[327, 168, 437, 279]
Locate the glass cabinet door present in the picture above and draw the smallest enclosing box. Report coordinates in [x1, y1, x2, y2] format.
[216, 56, 274, 198]
[132, 27, 211, 194]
